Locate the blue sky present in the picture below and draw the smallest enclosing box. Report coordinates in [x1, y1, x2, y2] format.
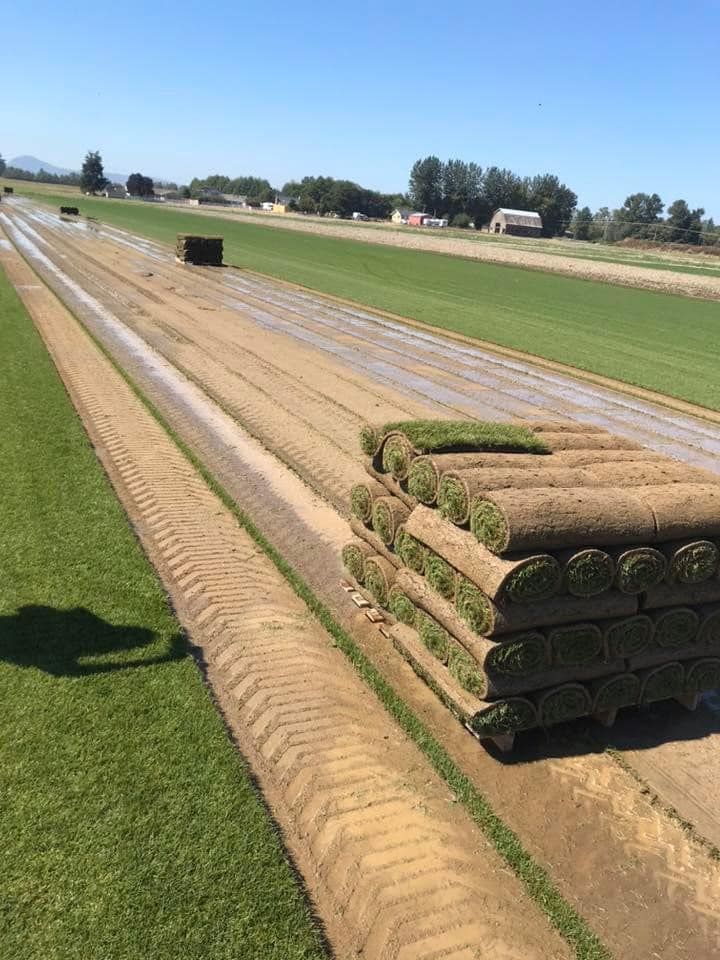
[3, 0, 718, 216]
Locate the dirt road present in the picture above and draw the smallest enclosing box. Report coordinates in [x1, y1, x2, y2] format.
[4, 199, 720, 959]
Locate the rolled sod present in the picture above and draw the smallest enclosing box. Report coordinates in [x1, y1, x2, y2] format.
[535, 684, 592, 727]
[395, 530, 428, 574]
[364, 463, 417, 509]
[387, 587, 417, 626]
[591, 673, 641, 713]
[447, 643, 488, 698]
[649, 607, 699, 648]
[425, 552, 457, 601]
[684, 658, 720, 693]
[546, 623, 603, 668]
[603, 615, 654, 659]
[371, 495, 410, 545]
[380, 432, 417, 480]
[698, 604, 720, 650]
[350, 479, 386, 523]
[639, 662, 685, 703]
[437, 466, 587, 525]
[583, 460, 719, 487]
[470, 487, 656, 554]
[416, 610, 451, 663]
[539, 433, 643, 452]
[551, 449, 667, 467]
[642, 580, 720, 610]
[455, 577, 494, 634]
[349, 517, 401, 569]
[558, 548, 615, 597]
[363, 555, 397, 608]
[469, 699, 539, 737]
[342, 539, 375, 584]
[610, 546, 667, 594]
[631, 484, 720, 540]
[404, 505, 561, 604]
[663, 539, 720, 584]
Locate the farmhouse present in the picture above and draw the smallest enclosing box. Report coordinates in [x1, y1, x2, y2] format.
[102, 183, 127, 199]
[488, 208, 543, 236]
[391, 208, 411, 224]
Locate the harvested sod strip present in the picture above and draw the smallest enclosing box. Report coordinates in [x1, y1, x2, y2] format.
[611, 546, 667, 594]
[546, 623, 603, 668]
[363, 555, 396, 608]
[438, 466, 587, 524]
[559, 548, 615, 597]
[698, 604, 720, 650]
[591, 673, 641, 713]
[663, 539, 720, 584]
[537, 433, 642, 452]
[425, 552, 457, 600]
[535, 684, 593, 727]
[584, 460, 718, 487]
[350, 479, 386, 523]
[404, 505, 561, 604]
[640, 662, 685, 703]
[365, 462, 417, 509]
[342, 539, 374, 584]
[371, 495, 410, 545]
[684, 658, 720, 693]
[632, 484, 720, 539]
[364, 419, 548, 459]
[394, 530, 428, 574]
[349, 517, 401, 569]
[650, 607, 700, 649]
[0, 270, 327, 960]
[643, 579, 720, 610]
[387, 587, 417, 626]
[470, 487, 656, 553]
[603, 615, 654, 659]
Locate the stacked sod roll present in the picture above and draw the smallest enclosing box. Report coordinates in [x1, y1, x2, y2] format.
[175, 234, 223, 265]
[343, 419, 720, 741]
[59, 206, 80, 216]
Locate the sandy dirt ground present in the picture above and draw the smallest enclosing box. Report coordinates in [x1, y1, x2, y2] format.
[4, 199, 720, 958]
[164, 200, 720, 300]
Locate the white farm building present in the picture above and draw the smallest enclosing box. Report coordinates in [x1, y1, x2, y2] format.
[488, 208, 543, 236]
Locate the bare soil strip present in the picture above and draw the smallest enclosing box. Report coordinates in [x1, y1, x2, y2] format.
[5, 207, 720, 959]
[0, 236, 571, 960]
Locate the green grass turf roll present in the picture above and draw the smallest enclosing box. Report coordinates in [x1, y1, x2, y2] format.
[447, 643, 487, 698]
[631, 484, 720, 540]
[603, 615, 654, 659]
[364, 463, 418, 509]
[425, 552, 457, 600]
[407, 456, 442, 504]
[642, 580, 720, 609]
[684, 658, 720, 693]
[591, 673, 641, 712]
[611, 546, 667, 594]
[547, 623, 603, 667]
[349, 517, 401, 570]
[469, 699, 539, 737]
[639, 662, 685, 703]
[350, 479, 386, 523]
[404, 505, 560, 605]
[536, 684, 592, 726]
[698, 604, 720, 650]
[371, 496, 410, 545]
[663, 539, 720, 584]
[416, 611, 451, 663]
[387, 587, 417, 626]
[395, 531, 428, 574]
[342, 539, 374, 584]
[363, 555, 396, 608]
[559, 548, 615, 597]
[486, 633, 549, 678]
[470, 487, 656, 554]
[650, 607, 699, 649]
[455, 577, 494, 634]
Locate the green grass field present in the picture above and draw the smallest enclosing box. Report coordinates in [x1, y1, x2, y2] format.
[0, 267, 327, 959]
[7, 183, 720, 412]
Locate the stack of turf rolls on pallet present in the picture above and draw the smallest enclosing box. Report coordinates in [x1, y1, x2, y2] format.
[175, 234, 223, 266]
[343, 419, 720, 747]
[59, 206, 79, 216]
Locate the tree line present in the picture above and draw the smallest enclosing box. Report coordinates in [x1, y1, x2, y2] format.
[572, 195, 717, 246]
[408, 156, 577, 236]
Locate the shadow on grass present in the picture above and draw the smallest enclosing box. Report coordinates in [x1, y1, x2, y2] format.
[0, 605, 186, 677]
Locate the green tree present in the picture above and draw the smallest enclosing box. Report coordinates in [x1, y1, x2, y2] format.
[616, 192, 664, 238]
[666, 199, 705, 244]
[441, 159, 482, 220]
[126, 173, 154, 197]
[451, 213, 472, 228]
[474, 167, 526, 228]
[409, 156, 443, 213]
[572, 206, 594, 240]
[0, 153, 6, 176]
[524, 173, 577, 237]
[79, 151, 108, 194]
[298, 193, 316, 214]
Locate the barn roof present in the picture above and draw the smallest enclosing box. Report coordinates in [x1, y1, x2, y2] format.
[494, 208, 543, 227]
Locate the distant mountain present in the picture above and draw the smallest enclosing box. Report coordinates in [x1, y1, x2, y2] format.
[9, 155, 128, 184]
